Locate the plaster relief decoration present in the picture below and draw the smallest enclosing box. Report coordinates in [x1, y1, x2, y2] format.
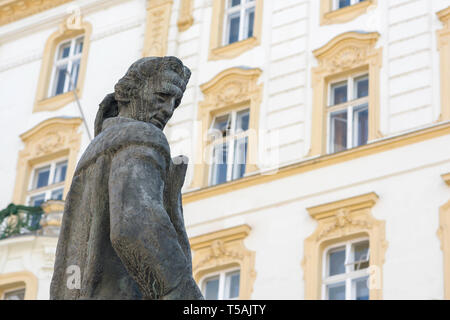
[12, 118, 82, 205]
[302, 192, 387, 300]
[143, 0, 173, 57]
[0, 0, 71, 26]
[190, 225, 256, 299]
[177, 0, 193, 32]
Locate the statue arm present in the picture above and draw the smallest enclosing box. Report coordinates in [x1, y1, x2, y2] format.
[108, 145, 191, 299]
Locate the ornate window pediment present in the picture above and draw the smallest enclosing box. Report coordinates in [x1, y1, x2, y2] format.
[302, 192, 387, 300]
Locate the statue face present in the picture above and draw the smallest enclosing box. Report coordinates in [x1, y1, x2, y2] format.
[123, 73, 182, 129]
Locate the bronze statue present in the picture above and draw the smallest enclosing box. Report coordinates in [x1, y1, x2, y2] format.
[50, 57, 204, 300]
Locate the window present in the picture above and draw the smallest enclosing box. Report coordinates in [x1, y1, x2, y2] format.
[328, 74, 369, 153]
[303, 193, 386, 300]
[190, 225, 256, 300]
[49, 36, 84, 97]
[209, 109, 250, 186]
[323, 239, 370, 300]
[332, 0, 367, 11]
[223, 0, 255, 46]
[34, 19, 91, 112]
[191, 67, 262, 189]
[309, 32, 381, 157]
[2, 288, 25, 300]
[27, 159, 68, 207]
[202, 269, 240, 300]
[209, 0, 262, 60]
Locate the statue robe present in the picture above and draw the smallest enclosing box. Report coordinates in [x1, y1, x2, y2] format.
[50, 116, 193, 299]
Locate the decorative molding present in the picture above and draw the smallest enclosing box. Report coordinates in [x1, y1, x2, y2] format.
[0, 0, 71, 26]
[320, 0, 376, 25]
[0, 271, 38, 300]
[302, 192, 387, 300]
[208, 0, 263, 60]
[309, 31, 382, 157]
[177, 0, 193, 32]
[183, 121, 450, 204]
[142, 0, 173, 57]
[34, 17, 92, 112]
[12, 117, 82, 205]
[0, 52, 42, 72]
[191, 67, 263, 189]
[437, 6, 450, 122]
[190, 225, 256, 300]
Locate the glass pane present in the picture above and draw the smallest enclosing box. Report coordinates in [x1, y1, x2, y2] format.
[211, 143, 228, 185]
[331, 81, 348, 105]
[75, 38, 84, 54]
[353, 240, 370, 270]
[355, 76, 369, 99]
[329, 247, 346, 276]
[53, 161, 68, 184]
[353, 106, 368, 148]
[58, 42, 71, 59]
[230, 0, 241, 7]
[330, 111, 348, 153]
[213, 114, 231, 138]
[232, 137, 248, 180]
[327, 282, 346, 300]
[353, 277, 369, 300]
[246, 8, 255, 39]
[35, 166, 50, 189]
[29, 194, 46, 207]
[236, 109, 250, 132]
[204, 277, 219, 300]
[228, 14, 240, 44]
[226, 272, 240, 299]
[338, 0, 351, 9]
[54, 64, 68, 95]
[70, 59, 81, 90]
[51, 188, 64, 201]
[3, 289, 25, 300]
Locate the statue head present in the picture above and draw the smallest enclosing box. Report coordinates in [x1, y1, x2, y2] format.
[94, 56, 191, 135]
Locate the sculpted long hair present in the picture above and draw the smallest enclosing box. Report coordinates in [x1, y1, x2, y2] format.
[94, 56, 191, 136]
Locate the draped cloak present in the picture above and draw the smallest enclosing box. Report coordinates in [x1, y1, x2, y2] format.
[50, 116, 192, 299]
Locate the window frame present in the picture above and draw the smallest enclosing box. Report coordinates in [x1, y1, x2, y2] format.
[1, 286, 26, 300]
[208, 107, 250, 186]
[222, 0, 256, 46]
[326, 72, 369, 154]
[26, 157, 68, 207]
[201, 267, 241, 300]
[34, 20, 92, 112]
[320, 0, 376, 26]
[322, 237, 370, 300]
[48, 35, 84, 98]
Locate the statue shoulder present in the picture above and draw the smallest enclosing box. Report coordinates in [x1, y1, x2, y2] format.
[76, 118, 170, 172]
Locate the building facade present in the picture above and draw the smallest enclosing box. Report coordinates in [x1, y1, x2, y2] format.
[0, 0, 449, 300]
